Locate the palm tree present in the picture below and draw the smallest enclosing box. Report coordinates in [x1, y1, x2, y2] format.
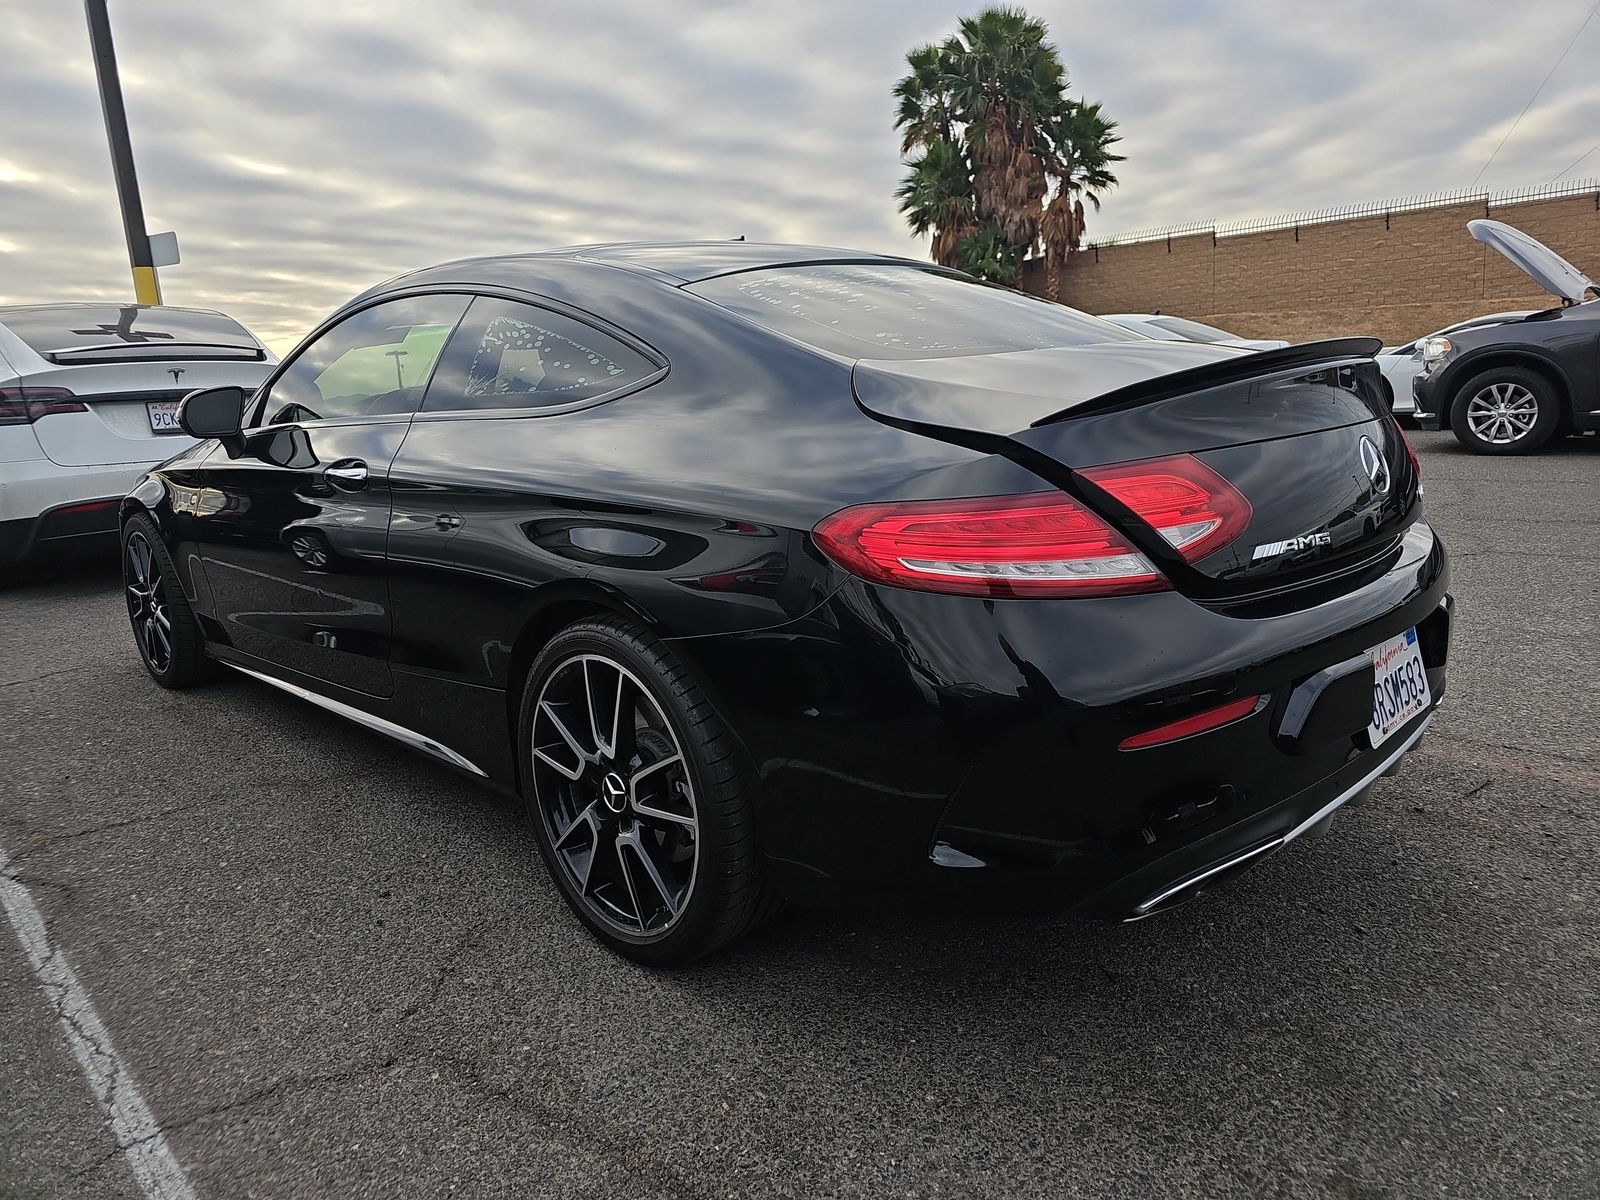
[955, 222, 1018, 284]
[895, 137, 976, 266]
[1037, 98, 1122, 296]
[893, 7, 1122, 291]
[892, 44, 957, 153]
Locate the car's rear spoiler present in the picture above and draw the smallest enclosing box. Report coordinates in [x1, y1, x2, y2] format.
[851, 338, 1386, 462]
[1030, 337, 1382, 426]
[44, 342, 266, 365]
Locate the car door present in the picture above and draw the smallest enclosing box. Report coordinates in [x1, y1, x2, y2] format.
[186, 293, 469, 697]
[385, 294, 666, 688]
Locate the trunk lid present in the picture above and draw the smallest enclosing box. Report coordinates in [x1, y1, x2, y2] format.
[851, 338, 1419, 597]
[23, 359, 274, 466]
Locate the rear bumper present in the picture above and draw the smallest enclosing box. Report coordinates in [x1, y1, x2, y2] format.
[0, 497, 124, 565]
[673, 521, 1451, 920]
[0, 458, 146, 565]
[1085, 708, 1434, 921]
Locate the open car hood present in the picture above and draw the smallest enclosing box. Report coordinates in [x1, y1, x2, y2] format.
[1468, 219, 1598, 303]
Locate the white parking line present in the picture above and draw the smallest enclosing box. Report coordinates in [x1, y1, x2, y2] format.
[0, 847, 199, 1200]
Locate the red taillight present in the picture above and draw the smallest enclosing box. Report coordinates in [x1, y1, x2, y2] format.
[1080, 454, 1252, 563]
[812, 492, 1170, 599]
[0, 387, 86, 425]
[1119, 694, 1263, 750]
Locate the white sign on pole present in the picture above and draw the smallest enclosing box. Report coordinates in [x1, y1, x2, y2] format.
[148, 231, 180, 267]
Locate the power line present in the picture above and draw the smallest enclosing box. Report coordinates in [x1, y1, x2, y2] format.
[1549, 144, 1600, 183]
[1470, 0, 1599, 188]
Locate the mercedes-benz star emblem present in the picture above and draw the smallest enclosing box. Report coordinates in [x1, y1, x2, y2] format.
[1358, 435, 1390, 497]
[600, 772, 628, 815]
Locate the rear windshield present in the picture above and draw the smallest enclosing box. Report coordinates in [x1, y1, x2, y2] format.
[689, 264, 1141, 360]
[0, 305, 261, 362]
[1147, 316, 1235, 343]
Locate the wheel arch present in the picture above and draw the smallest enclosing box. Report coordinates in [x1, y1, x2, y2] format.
[501, 580, 660, 791]
[497, 580, 764, 801]
[120, 474, 169, 527]
[1445, 351, 1575, 431]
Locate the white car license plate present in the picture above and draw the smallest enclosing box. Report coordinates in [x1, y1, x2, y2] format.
[146, 400, 182, 433]
[1368, 626, 1429, 747]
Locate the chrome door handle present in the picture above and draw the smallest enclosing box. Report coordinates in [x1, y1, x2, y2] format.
[324, 461, 368, 489]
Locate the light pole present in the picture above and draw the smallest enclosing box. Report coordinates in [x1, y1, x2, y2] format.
[83, 0, 161, 305]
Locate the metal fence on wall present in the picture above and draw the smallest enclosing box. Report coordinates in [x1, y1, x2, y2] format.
[1085, 177, 1600, 250]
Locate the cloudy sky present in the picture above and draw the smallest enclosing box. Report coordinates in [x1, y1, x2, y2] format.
[3, 0, 1597, 352]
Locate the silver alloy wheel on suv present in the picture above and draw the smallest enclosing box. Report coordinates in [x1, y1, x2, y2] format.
[1464, 382, 1539, 445]
[1448, 365, 1560, 455]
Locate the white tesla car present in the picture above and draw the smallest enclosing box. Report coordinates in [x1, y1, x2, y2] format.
[1098, 313, 1290, 351]
[0, 303, 276, 570]
[1375, 310, 1535, 418]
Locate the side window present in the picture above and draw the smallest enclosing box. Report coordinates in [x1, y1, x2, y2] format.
[423, 296, 656, 412]
[258, 294, 470, 425]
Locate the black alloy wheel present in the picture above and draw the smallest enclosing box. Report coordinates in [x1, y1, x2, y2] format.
[519, 618, 773, 965]
[122, 513, 213, 688]
[125, 528, 173, 674]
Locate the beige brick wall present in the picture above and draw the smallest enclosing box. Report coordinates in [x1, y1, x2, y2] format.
[1024, 192, 1600, 346]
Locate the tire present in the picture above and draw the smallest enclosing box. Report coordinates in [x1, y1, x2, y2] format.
[1448, 366, 1561, 455]
[516, 616, 773, 966]
[121, 513, 215, 688]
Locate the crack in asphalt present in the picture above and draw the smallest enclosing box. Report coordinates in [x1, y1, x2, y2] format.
[1421, 734, 1600, 790]
[158, 1057, 401, 1143]
[80, 921, 496, 1161]
[66, 1056, 404, 1182]
[2, 798, 236, 872]
[421, 1048, 715, 1200]
[1, 666, 87, 689]
[396, 921, 486, 1023]
[6, 870, 80, 900]
[59, 924, 510, 1187]
[1, 879, 199, 1200]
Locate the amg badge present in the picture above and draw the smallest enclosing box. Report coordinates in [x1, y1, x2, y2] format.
[1252, 532, 1332, 562]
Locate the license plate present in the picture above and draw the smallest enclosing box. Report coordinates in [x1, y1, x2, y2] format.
[1368, 626, 1430, 747]
[146, 400, 182, 432]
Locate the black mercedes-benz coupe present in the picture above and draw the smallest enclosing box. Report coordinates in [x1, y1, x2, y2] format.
[122, 243, 1450, 964]
[1414, 219, 1600, 454]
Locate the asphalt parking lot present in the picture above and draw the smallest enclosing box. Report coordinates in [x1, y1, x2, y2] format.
[2, 430, 1598, 1200]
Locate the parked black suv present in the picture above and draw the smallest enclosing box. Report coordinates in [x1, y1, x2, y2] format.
[1414, 220, 1600, 454]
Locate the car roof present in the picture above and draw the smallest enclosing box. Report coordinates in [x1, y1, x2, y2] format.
[374, 241, 935, 294]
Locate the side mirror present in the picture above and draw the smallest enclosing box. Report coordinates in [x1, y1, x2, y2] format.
[179, 385, 247, 456]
